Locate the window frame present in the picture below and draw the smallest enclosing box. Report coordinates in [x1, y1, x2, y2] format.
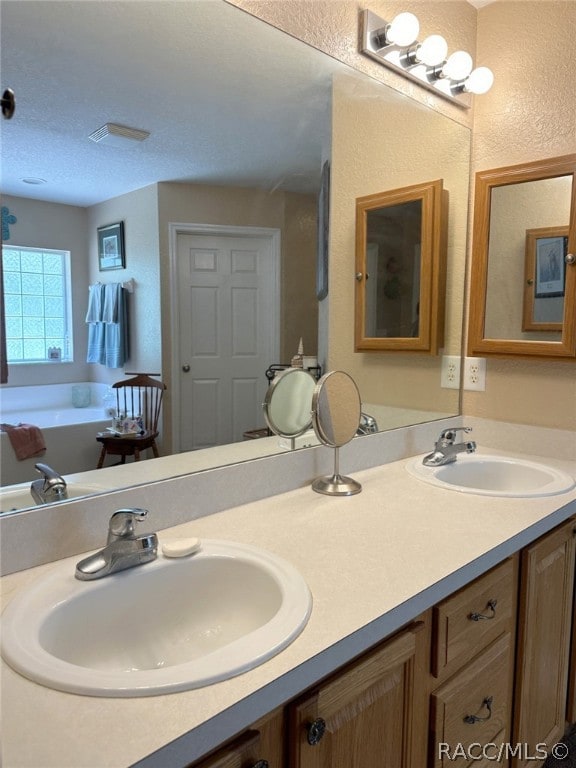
[2, 244, 74, 365]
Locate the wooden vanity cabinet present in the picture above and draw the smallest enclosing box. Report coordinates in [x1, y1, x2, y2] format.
[189, 519, 576, 768]
[429, 557, 518, 767]
[187, 708, 285, 768]
[567, 582, 576, 724]
[287, 616, 430, 768]
[512, 518, 576, 767]
[189, 618, 429, 768]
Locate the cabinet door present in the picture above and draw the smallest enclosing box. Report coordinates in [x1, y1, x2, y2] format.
[190, 708, 284, 768]
[566, 518, 576, 723]
[431, 633, 514, 768]
[288, 622, 425, 768]
[514, 519, 576, 766]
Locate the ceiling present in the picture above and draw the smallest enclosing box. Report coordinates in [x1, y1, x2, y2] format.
[0, 0, 340, 207]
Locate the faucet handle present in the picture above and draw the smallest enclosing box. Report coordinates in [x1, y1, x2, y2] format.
[107, 508, 149, 543]
[438, 426, 472, 444]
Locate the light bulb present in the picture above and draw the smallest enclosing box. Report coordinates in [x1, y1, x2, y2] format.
[417, 35, 448, 66]
[386, 12, 419, 47]
[442, 50, 473, 80]
[465, 66, 494, 95]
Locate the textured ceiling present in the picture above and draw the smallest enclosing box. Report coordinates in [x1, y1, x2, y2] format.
[0, 0, 343, 206]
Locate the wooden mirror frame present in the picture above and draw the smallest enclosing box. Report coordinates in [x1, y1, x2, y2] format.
[354, 179, 448, 354]
[468, 154, 576, 360]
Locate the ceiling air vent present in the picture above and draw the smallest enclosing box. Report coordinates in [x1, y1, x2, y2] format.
[88, 123, 150, 147]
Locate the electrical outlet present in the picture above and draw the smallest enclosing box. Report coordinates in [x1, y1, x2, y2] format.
[464, 356, 486, 391]
[440, 355, 461, 389]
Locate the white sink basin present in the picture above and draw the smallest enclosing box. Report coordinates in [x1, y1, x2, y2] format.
[407, 453, 575, 497]
[1, 539, 312, 697]
[0, 483, 106, 514]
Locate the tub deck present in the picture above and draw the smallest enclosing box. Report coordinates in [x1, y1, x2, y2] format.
[1, 383, 111, 487]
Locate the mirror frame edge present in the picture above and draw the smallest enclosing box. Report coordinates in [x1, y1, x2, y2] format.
[467, 153, 576, 360]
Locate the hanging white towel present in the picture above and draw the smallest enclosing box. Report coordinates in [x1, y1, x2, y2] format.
[86, 284, 105, 363]
[85, 284, 104, 323]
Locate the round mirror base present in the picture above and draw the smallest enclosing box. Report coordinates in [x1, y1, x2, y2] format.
[312, 474, 362, 496]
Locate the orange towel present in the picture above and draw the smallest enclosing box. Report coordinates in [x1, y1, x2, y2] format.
[0, 422, 46, 461]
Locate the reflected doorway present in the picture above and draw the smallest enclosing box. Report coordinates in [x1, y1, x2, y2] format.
[174, 225, 280, 451]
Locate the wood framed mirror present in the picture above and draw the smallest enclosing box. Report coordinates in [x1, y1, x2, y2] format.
[468, 153, 576, 359]
[354, 179, 448, 354]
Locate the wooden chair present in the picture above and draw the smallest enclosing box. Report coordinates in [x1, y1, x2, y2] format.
[96, 373, 166, 468]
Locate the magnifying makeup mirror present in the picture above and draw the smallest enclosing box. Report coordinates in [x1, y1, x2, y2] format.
[263, 368, 316, 448]
[311, 371, 362, 496]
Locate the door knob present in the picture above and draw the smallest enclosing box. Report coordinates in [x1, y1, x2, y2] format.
[182, 364, 190, 372]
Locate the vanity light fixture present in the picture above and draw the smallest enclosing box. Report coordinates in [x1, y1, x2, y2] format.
[360, 9, 494, 108]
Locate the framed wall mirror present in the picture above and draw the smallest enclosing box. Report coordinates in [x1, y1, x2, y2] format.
[354, 179, 448, 354]
[468, 153, 576, 359]
[0, 0, 470, 515]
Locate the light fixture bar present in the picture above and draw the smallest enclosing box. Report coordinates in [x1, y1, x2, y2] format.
[360, 9, 473, 109]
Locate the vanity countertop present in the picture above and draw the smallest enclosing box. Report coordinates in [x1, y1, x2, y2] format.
[2, 447, 576, 768]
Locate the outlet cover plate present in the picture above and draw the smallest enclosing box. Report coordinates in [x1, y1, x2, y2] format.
[464, 356, 486, 391]
[441, 355, 461, 389]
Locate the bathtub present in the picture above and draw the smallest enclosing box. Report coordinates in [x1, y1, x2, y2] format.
[1, 383, 111, 486]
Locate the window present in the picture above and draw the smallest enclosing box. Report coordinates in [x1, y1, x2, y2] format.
[2, 245, 73, 363]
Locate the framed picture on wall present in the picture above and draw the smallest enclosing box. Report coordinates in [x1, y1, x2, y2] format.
[98, 221, 125, 271]
[522, 225, 568, 332]
[534, 232, 567, 298]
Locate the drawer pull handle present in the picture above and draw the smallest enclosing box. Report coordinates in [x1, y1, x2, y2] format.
[464, 696, 493, 724]
[306, 718, 327, 745]
[251, 762, 269, 768]
[469, 599, 497, 621]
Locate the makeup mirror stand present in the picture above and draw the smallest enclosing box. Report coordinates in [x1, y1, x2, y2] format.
[312, 446, 361, 496]
[311, 371, 362, 497]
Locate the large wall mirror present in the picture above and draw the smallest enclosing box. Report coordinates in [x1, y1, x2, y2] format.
[354, 179, 447, 354]
[0, 0, 470, 513]
[468, 153, 576, 359]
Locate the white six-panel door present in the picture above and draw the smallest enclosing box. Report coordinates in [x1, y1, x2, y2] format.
[176, 229, 279, 451]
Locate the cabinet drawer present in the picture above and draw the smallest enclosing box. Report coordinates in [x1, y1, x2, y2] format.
[431, 633, 513, 767]
[432, 557, 517, 679]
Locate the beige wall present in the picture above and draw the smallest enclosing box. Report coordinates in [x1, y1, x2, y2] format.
[466, 1, 576, 429]
[229, 0, 477, 128]
[230, 0, 476, 420]
[88, 184, 161, 387]
[329, 71, 470, 414]
[232, 0, 576, 432]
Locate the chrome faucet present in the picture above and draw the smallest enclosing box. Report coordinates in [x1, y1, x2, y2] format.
[423, 427, 477, 466]
[75, 508, 158, 581]
[357, 412, 379, 436]
[30, 462, 68, 505]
